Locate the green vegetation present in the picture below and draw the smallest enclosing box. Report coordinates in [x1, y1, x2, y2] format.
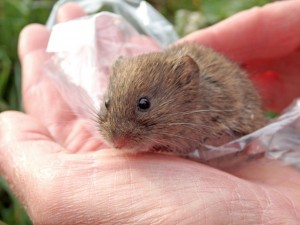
[265, 111, 279, 119]
[0, 1, 57, 224]
[148, 0, 271, 36]
[0, 0, 272, 224]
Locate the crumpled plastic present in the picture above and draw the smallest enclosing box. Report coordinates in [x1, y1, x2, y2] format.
[46, 12, 161, 138]
[46, 0, 178, 47]
[45, 1, 300, 169]
[189, 100, 300, 169]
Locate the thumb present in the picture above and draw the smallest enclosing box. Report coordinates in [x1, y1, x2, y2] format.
[0, 111, 63, 208]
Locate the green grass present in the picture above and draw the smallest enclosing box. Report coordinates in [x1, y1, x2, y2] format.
[0, 1, 56, 223]
[0, 0, 56, 113]
[148, 0, 271, 36]
[0, 0, 272, 224]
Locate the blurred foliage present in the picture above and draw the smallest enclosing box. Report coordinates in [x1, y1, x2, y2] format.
[265, 111, 279, 119]
[0, 0, 56, 224]
[0, 177, 32, 225]
[0, 0, 272, 224]
[0, 0, 56, 113]
[149, 0, 272, 36]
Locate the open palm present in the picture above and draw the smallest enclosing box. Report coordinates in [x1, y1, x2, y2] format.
[0, 1, 300, 224]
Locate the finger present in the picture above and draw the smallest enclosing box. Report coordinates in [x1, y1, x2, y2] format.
[21, 48, 104, 150]
[21, 48, 73, 113]
[18, 24, 50, 63]
[18, 2, 85, 62]
[19, 24, 79, 144]
[57, 2, 86, 23]
[18, 24, 51, 98]
[0, 111, 70, 220]
[22, 48, 80, 144]
[0, 111, 53, 144]
[248, 52, 300, 112]
[0, 111, 63, 202]
[18, 10, 101, 148]
[178, 0, 300, 62]
[228, 157, 300, 187]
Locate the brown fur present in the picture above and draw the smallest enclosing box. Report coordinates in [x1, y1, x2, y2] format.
[97, 43, 266, 154]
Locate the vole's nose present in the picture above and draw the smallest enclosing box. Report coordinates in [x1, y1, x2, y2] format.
[114, 137, 128, 149]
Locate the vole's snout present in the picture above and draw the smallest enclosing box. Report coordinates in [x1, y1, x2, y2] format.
[108, 122, 138, 149]
[109, 128, 132, 149]
[113, 137, 128, 149]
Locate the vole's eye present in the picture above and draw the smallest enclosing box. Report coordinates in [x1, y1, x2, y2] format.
[105, 98, 110, 109]
[137, 97, 151, 111]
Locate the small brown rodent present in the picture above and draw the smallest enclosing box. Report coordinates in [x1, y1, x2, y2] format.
[97, 43, 266, 155]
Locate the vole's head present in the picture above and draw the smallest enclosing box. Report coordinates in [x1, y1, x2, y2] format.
[97, 52, 201, 153]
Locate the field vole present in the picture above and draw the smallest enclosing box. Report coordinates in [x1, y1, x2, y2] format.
[97, 43, 265, 155]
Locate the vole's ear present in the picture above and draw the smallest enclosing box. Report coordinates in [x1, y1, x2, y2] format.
[173, 55, 199, 86]
[113, 56, 124, 68]
[111, 56, 124, 79]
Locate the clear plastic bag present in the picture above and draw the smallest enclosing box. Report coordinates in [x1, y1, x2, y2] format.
[45, 1, 300, 169]
[46, 11, 162, 136]
[188, 100, 300, 169]
[46, 0, 178, 47]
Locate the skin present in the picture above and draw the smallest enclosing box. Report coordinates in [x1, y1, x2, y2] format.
[177, 1, 300, 113]
[0, 1, 300, 224]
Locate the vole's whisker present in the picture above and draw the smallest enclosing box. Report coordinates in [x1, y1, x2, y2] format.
[153, 132, 201, 142]
[164, 123, 210, 131]
[158, 97, 180, 108]
[90, 114, 101, 123]
[153, 122, 213, 130]
[143, 136, 166, 146]
[166, 122, 210, 127]
[191, 109, 235, 113]
[165, 109, 236, 117]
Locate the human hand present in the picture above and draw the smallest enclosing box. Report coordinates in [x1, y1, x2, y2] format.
[178, 0, 300, 113]
[1, 1, 300, 224]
